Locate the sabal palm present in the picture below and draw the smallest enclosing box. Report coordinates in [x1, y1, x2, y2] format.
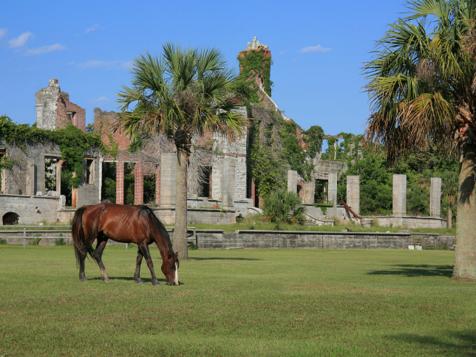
[366, 0, 476, 279]
[118, 44, 247, 259]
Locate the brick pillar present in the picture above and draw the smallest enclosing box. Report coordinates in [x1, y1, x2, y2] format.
[134, 161, 144, 205]
[116, 160, 124, 205]
[346, 175, 360, 215]
[393, 174, 407, 216]
[155, 165, 160, 206]
[251, 179, 256, 207]
[430, 177, 442, 217]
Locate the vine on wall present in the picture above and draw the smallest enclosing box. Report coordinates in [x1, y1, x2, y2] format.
[238, 50, 272, 96]
[0, 115, 102, 187]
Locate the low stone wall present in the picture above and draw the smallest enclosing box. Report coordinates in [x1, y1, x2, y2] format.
[371, 216, 447, 229]
[194, 230, 454, 250]
[0, 194, 61, 225]
[0, 228, 454, 250]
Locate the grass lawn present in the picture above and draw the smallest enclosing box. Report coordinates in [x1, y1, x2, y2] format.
[0, 246, 475, 356]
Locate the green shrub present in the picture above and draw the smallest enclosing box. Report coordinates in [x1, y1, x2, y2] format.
[264, 190, 304, 227]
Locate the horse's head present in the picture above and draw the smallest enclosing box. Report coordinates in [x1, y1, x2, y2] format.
[161, 251, 180, 286]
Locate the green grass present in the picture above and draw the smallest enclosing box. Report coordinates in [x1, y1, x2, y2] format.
[0, 246, 475, 356]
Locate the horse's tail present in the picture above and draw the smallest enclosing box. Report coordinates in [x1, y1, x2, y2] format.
[71, 206, 94, 264]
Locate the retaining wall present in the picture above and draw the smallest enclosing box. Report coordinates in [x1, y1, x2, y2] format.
[0, 228, 454, 250]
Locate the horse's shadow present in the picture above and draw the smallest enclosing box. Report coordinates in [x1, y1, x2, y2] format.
[87, 276, 168, 283]
[368, 264, 453, 277]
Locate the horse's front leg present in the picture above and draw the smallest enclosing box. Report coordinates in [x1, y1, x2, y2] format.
[93, 238, 109, 282]
[134, 248, 144, 283]
[139, 243, 158, 286]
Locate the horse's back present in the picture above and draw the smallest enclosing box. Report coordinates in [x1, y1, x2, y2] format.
[96, 204, 152, 244]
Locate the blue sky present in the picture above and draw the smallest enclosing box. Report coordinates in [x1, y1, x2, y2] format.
[0, 0, 408, 135]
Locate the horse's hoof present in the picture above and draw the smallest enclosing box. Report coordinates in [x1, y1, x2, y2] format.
[79, 275, 86, 282]
[135, 278, 143, 284]
[103, 277, 110, 283]
[151, 279, 159, 286]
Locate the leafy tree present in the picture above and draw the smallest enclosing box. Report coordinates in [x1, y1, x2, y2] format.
[365, 0, 476, 279]
[305, 125, 325, 159]
[118, 44, 248, 259]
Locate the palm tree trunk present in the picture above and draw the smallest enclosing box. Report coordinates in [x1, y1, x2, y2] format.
[453, 143, 476, 280]
[174, 149, 189, 260]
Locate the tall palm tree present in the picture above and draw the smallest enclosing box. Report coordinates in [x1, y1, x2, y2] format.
[118, 44, 248, 259]
[366, 0, 476, 279]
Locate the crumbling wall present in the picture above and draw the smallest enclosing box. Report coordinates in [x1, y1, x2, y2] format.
[36, 79, 86, 131]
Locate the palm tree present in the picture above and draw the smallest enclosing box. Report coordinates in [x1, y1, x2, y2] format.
[118, 44, 248, 259]
[366, 0, 476, 279]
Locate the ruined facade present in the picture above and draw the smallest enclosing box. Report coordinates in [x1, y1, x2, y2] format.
[2, 38, 443, 228]
[36, 79, 86, 131]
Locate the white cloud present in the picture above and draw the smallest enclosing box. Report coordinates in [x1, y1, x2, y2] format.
[9, 32, 32, 48]
[77, 59, 132, 70]
[26, 43, 65, 55]
[93, 96, 110, 103]
[300, 44, 332, 54]
[0, 28, 7, 39]
[85, 24, 100, 33]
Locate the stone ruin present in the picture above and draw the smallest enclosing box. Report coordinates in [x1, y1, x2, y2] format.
[0, 38, 447, 228]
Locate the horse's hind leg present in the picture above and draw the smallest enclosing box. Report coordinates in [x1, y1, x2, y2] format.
[76, 248, 87, 281]
[133, 248, 144, 284]
[139, 243, 158, 286]
[93, 239, 109, 282]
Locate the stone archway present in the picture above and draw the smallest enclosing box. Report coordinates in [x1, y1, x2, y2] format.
[2, 212, 19, 225]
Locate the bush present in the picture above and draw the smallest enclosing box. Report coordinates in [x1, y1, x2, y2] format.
[264, 190, 304, 227]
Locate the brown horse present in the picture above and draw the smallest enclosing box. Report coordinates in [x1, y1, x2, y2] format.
[71, 203, 179, 285]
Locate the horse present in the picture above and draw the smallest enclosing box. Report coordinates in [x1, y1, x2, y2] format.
[71, 203, 179, 286]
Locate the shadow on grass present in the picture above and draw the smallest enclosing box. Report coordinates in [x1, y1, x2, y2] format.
[188, 257, 261, 261]
[391, 330, 476, 356]
[368, 264, 453, 277]
[87, 276, 165, 283]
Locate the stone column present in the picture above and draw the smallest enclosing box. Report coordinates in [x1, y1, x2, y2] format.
[160, 153, 176, 207]
[301, 181, 315, 204]
[25, 159, 36, 196]
[223, 156, 236, 207]
[346, 175, 360, 215]
[393, 174, 407, 216]
[116, 160, 124, 205]
[155, 166, 161, 206]
[98, 157, 103, 202]
[430, 177, 442, 217]
[55, 160, 63, 196]
[211, 156, 224, 201]
[133, 161, 144, 205]
[0, 168, 5, 193]
[327, 173, 338, 205]
[287, 170, 298, 194]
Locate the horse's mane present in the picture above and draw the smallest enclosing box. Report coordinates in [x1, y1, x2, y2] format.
[139, 206, 174, 253]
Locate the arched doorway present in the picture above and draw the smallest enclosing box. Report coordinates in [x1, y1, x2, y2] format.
[3, 212, 19, 225]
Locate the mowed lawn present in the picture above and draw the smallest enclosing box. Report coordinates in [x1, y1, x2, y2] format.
[0, 246, 475, 357]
